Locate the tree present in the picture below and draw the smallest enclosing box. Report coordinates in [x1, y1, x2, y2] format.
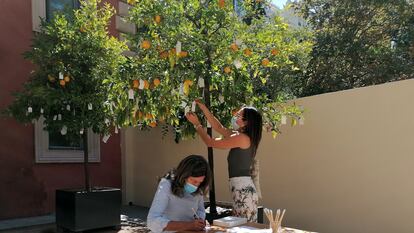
[295, 0, 414, 97]
[6, 0, 127, 192]
[109, 0, 311, 215]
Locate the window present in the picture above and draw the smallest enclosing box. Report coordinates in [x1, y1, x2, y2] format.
[35, 117, 100, 163]
[31, 0, 79, 31]
[48, 130, 83, 150]
[46, 0, 79, 21]
[30, 1, 99, 162]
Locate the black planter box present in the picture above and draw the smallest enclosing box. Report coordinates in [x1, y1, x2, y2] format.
[56, 187, 121, 232]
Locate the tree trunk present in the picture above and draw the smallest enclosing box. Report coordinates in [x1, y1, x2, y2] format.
[83, 131, 90, 192]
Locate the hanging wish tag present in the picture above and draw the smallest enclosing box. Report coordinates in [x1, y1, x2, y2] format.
[60, 126, 67, 135]
[114, 127, 119, 134]
[176, 41, 182, 54]
[80, 128, 84, 135]
[105, 119, 110, 126]
[139, 79, 145, 90]
[207, 121, 211, 128]
[135, 97, 140, 109]
[40, 108, 44, 114]
[128, 89, 134, 100]
[198, 78, 205, 88]
[191, 101, 196, 112]
[58, 114, 62, 120]
[66, 105, 70, 111]
[179, 83, 184, 95]
[234, 60, 242, 69]
[59, 72, 64, 80]
[28, 107, 33, 113]
[184, 106, 190, 115]
[88, 103, 93, 110]
[281, 115, 287, 125]
[53, 115, 57, 121]
[102, 134, 111, 143]
[181, 101, 187, 108]
[235, 38, 243, 46]
[299, 117, 305, 125]
[219, 95, 224, 103]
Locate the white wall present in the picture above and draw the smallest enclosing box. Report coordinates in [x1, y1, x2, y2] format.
[122, 79, 414, 233]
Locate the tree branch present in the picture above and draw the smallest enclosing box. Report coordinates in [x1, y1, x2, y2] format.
[209, 22, 226, 36]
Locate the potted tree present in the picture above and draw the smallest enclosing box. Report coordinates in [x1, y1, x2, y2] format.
[6, 0, 127, 231]
[111, 0, 311, 222]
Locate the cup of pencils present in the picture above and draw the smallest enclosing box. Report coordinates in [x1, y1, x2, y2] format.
[264, 208, 286, 233]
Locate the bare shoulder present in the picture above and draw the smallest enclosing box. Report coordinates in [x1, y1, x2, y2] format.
[230, 132, 251, 149]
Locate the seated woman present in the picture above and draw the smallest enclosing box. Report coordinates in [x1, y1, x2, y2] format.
[147, 155, 211, 233]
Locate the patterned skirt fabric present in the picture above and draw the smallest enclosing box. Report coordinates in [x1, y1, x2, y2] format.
[229, 176, 259, 222]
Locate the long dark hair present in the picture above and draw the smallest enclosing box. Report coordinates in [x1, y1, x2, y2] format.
[164, 155, 211, 197]
[241, 107, 263, 157]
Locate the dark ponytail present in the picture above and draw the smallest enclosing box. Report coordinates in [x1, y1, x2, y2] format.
[242, 107, 263, 157]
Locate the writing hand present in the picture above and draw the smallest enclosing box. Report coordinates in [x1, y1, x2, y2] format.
[190, 219, 206, 231]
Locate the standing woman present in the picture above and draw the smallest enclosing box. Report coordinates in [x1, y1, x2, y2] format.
[186, 100, 263, 222]
[147, 155, 211, 233]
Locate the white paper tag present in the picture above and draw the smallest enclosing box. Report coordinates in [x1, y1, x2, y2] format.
[40, 108, 44, 114]
[207, 121, 211, 128]
[234, 60, 242, 69]
[88, 103, 93, 110]
[176, 41, 182, 54]
[179, 83, 184, 95]
[59, 72, 64, 80]
[114, 127, 119, 134]
[128, 89, 134, 100]
[198, 78, 205, 88]
[105, 119, 110, 126]
[58, 114, 62, 120]
[53, 115, 57, 121]
[281, 115, 287, 125]
[102, 134, 110, 143]
[219, 95, 224, 103]
[28, 107, 33, 113]
[139, 79, 145, 90]
[66, 105, 70, 111]
[191, 101, 196, 112]
[184, 106, 190, 115]
[80, 128, 84, 135]
[60, 126, 67, 135]
[181, 101, 187, 108]
[299, 117, 305, 125]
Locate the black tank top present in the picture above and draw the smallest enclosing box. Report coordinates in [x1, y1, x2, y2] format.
[227, 146, 254, 178]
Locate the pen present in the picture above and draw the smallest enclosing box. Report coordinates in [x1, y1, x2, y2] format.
[191, 208, 200, 219]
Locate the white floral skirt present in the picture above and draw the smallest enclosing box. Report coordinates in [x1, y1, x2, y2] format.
[229, 176, 259, 222]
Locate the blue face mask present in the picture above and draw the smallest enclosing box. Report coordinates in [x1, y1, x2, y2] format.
[231, 116, 240, 130]
[184, 182, 198, 194]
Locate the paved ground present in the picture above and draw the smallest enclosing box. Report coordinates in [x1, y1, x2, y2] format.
[0, 206, 150, 233]
[0, 224, 150, 233]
